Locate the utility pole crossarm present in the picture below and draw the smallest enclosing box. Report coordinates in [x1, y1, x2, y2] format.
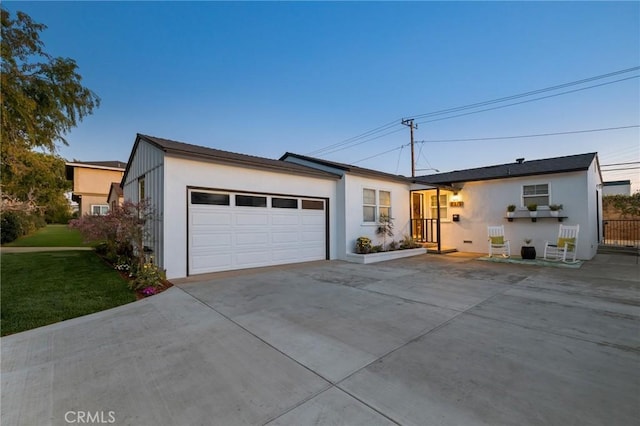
[401, 119, 418, 177]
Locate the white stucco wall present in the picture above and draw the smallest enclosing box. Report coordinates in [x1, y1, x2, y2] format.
[163, 156, 338, 279]
[435, 168, 600, 259]
[342, 174, 411, 255]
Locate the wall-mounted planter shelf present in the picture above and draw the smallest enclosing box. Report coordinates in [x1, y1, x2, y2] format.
[505, 215, 567, 223]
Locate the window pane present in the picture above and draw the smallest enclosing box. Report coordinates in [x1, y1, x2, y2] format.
[379, 191, 391, 206]
[272, 198, 298, 209]
[302, 199, 324, 210]
[524, 196, 549, 206]
[379, 207, 390, 217]
[363, 188, 375, 205]
[363, 206, 375, 222]
[236, 195, 267, 207]
[191, 192, 230, 205]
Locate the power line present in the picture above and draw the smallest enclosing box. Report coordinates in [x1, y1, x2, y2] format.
[306, 66, 640, 156]
[414, 125, 640, 144]
[408, 66, 640, 121]
[601, 161, 640, 167]
[351, 125, 640, 165]
[415, 75, 639, 126]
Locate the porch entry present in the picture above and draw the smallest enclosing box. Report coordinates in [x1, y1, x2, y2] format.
[410, 188, 452, 253]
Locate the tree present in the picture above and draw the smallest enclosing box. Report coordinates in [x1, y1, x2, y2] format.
[1, 7, 100, 215]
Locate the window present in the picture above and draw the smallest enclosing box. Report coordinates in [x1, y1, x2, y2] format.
[272, 198, 298, 209]
[362, 189, 392, 222]
[363, 188, 376, 222]
[379, 191, 391, 218]
[523, 184, 549, 207]
[430, 194, 448, 219]
[91, 205, 109, 216]
[191, 192, 230, 205]
[302, 199, 324, 210]
[139, 177, 145, 202]
[236, 195, 267, 207]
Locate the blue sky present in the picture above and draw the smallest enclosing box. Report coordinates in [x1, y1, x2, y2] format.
[6, 1, 640, 191]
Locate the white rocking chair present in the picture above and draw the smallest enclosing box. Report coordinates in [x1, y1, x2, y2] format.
[488, 225, 510, 258]
[544, 224, 580, 263]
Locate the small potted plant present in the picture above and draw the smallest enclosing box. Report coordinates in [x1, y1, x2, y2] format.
[521, 238, 536, 260]
[506, 204, 516, 218]
[527, 203, 538, 221]
[549, 204, 563, 217]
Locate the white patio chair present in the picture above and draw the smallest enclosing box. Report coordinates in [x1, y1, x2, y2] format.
[544, 224, 580, 263]
[488, 225, 510, 258]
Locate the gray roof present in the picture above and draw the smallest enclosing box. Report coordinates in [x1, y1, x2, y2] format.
[131, 134, 341, 180]
[415, 153, 598, 185]
[280, 152, 411, 183]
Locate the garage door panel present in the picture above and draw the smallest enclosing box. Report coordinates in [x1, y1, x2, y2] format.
[236, 232, 269, 246]
[189, 190, 326, 275]
[191, 253, 233, 273]
[191, 211, 233, 226]
[192, 233, 232, 248]
[301, 230, 325, 242]
[235, 251, 271, 267]
[301, 214, 325, 226]
[236, 213, 269, 226]
[272, 214, 300, 226]
[272, 231, 299, 244]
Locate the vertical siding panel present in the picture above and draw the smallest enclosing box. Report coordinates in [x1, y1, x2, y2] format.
[123, 140, 165, 269]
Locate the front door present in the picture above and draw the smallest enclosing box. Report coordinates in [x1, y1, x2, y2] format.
[412, 192, 424, 241]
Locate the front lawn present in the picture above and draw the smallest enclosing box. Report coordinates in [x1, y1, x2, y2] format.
[3, 224, 91, 247]
[1, 251, 136, 336]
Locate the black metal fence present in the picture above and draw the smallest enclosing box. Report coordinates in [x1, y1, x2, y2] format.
[411, 218, 438, 243]
[602, 219, 640, 247]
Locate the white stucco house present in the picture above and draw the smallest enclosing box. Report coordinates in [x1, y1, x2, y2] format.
[122, 134, 603, 279]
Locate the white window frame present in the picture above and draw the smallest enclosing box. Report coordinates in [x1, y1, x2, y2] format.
[362, 188, 392, 223]
[522, 183, 550, 207]
[430, 194, 448, 220]
[91, 204, 109, 216]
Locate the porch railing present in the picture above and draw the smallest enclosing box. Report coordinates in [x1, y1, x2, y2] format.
[602, 219, 640, 247]
[411, 218, 438, 243]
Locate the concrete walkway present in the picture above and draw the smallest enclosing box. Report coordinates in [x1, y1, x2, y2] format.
[1, 246, 93, 253]
[1, 253, 638, 425]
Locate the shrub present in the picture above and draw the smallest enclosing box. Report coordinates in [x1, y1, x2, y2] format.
[0, 211, 46, 243]
[389, 240, 398, 251]
[1, 211, 21, 244]
[400, 235, 420, 249]
[355, 236, 372, 254]
[129, 260, 166, 292]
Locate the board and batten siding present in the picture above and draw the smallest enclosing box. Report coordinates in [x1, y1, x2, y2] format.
[122, 139, 165, 269]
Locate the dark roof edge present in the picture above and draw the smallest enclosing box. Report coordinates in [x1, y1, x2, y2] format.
[281, 152, 411, 184]
[122, 134, 341, 186]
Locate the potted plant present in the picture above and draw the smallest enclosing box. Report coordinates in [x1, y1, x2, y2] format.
[506, 204, 516, 218]
[549, 204, 563, 217]
[521, 238, 536, 260]
[527, 203, 538, 220]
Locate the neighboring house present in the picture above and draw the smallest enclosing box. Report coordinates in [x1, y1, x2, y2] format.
[107, 182, 124, 210]
[122, 134, 603, 279]
[65, 161, 127, 216]
[412, 153, 603, 260]
[602, 180, 631, 196]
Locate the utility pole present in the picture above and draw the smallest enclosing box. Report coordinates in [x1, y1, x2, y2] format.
[402, 118, 418, 177]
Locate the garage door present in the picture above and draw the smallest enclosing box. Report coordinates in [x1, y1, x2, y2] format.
[188, 189, 327, 275]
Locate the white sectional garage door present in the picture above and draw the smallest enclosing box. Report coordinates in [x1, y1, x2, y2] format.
[188, 189, 327, 275]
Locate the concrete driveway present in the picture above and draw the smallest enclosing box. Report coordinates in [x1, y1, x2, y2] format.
[2, 253, 639, 425]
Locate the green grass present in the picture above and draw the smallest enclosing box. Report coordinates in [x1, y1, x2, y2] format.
[1, 251, 137, 336]
[3, 224, 92, 247]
